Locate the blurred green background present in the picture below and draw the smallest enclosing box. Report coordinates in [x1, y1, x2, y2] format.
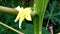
[0, 0, 60, 34]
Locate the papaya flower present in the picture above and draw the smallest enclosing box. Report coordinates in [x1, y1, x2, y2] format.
[14, 6, 32, 29]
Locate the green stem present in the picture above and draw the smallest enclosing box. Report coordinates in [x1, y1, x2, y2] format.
[33, 0, 49, 34]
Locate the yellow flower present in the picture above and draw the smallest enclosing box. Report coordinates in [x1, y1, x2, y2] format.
[14, 6, 32, 28]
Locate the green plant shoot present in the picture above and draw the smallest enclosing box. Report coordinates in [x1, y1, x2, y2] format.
[33, 0, 49, 34]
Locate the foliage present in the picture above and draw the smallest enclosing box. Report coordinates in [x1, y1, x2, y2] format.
[45, 0, 58, 25]
[0, 0, 60, 34]
[45, 0, 60, 34]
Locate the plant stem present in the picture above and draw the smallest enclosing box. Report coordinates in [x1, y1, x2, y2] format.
[0, 22, 23, 34]
[46, 19, 50, 29]
[33, 0, 49, 34]
[0, 6, 18, 15]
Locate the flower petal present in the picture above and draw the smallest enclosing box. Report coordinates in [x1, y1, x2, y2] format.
[15, 6, 21, 11]
[14, 13, 20, 22]
[19, 20, 23, 29]
[25, 7, 32, 14]
[24, 7, 32, 21]
[25, 14, 32, 21]
[19, 16, 24, 29]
